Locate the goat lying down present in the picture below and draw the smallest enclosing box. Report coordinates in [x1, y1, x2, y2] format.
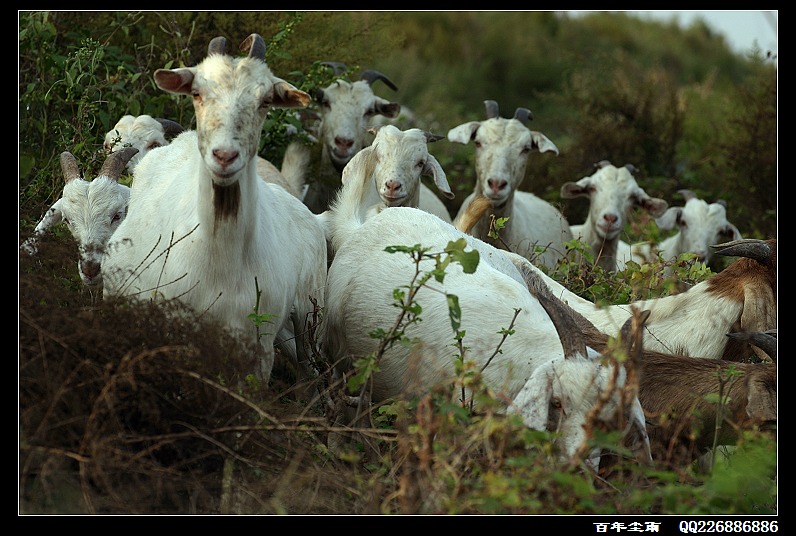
[572, 309, 776, 468]
[459, 198, 776, 363]
[321, 200, 651, 465]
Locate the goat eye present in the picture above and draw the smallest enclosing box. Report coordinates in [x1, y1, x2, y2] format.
[474, 141, 482, 149]
[521, 145, 531, 155]
[551, 397, 562, 409]
[111, 213, 122, 224]
[146, 141, 162, 150]
[416, 160, 424, 169]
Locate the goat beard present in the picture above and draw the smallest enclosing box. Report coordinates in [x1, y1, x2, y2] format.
[212, 181, 240, 225]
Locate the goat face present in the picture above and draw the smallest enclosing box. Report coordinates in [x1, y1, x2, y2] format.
[316, 80, 401, 172]
[448, 117, 558, 206]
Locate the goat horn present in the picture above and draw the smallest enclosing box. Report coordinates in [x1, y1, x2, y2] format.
[678, 189, 697, 202]
[624, 164, 638, 174]
[320, 61, 348, 76]
[595, 160, 612, 169]
[484, 100, 500, 119]
[424, 132, 445, 143]
[208, 36, 228, 56]
[539, 292, 588, 359]
[99, 147, 139, 181]
[360, 70, 398, 91]
[60, 151, 82, 183]
[726, 331, 777, 362]
[240, 33, 266, 60]
[156, 118, 184, 139]
[711, 238, 771, 264]
[513, 107, 533, 125]
[716, 199, 728, 208]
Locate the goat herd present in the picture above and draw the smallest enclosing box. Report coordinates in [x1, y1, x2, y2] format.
[20, 33, 776, 474]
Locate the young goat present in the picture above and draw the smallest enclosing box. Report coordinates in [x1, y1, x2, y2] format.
[623, 189, 743, 274]
[449, 100, 571, 271]
[103, 34, 328, 385]
[319, 124, 454, 257]
[21, 148, 138, 288]
[303, 66, 405, 215]
[561, 160, 668, 273]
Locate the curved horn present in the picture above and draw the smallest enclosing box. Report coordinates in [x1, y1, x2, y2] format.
[711, 238, 771, 264]
[513, 107, 533, 125]
[424, 132, 445, 143]
[240, 33, 266, 60]
[155, 118, 184, 139]
[624, 163, 638, 174]
[595, 160, 612, 169]
[677, 189, 697, 202]
[716, 199, 728, 208]
[208, 36, 228, 56]
[360, 70, 398, 91]
[484, 100, 500, 119]
[320, 61, 348, 76]
[60, 151, 82, 183]
[726, 331, 777, 362]
[538, 293, 588, 359]
[98, 147, 139, 181]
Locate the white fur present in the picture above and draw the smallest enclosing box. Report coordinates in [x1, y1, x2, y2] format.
[322, 194, 649, 462]
[621, 194, 743, 273]
[102, 36, 327, 383]
[449, 111, 571, 271]
[104, 113, 308, 199]
[20, 149, 137, 287]
[561, 162, 668, 273]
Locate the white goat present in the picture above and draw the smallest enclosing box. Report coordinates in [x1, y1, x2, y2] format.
[499, 238, 777, 362]
[104, 113, 309, 199]
[103, 114, 184, 172]
[320, 124, 454, 254]
[103, 34, 328, 384]
[561, 160, 668, 273]
[449, 100, 571, 271]
[321, 180, 651, 464]
[461, 195, 777, 362]
[303, 67, 448, 217]
[623, 189, 742, 273]
[20, 147, 139, 288]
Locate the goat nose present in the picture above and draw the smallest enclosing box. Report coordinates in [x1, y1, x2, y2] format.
[81, 260, 101, 279]
[385, 180, 402, 196]
[487, 178, 507, 195]
[334, 136, 354, 150]
[213, 148, 239, 167]
[603, 214, 618, 225]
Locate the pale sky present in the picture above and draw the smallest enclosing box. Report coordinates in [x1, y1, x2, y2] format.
[569, 10, 777, 57]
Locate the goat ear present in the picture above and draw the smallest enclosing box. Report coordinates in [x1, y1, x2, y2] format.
[374, 98, 401, 119]
[560, 180, 589, 200]
[271, 80, 311, 109]
[637, 193, 668, 218]
[341, 146, 375, 186]
[509, 369, 554, 431]
[423, 155, 454, 199]
[154, 68, 196, 95]
[530, 131, 559, 155]
[654, 206, 680, 230]
[746, 376, 777, 422]
[447, 122, 480, 144]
